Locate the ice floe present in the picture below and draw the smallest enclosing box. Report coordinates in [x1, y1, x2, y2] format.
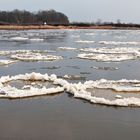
[0, 72, 64, 99]
[84, 79, 140, 92]
[78, 47, 140, 62]
[77, 53, 138, 62]
[80, 95, 140, 107]
[99, 41, 140, 45]
[75, 40, 95, 44]
[64, 79, 140, 107]
[10, 37, 29, 41]
[79, 47, 140, 54]
[63, 75, 86, 80]
[0, 60, 17, 65]
[29, 38, 44, 42]
[10, 53, 63, 61]
[0, 50, 59, 62]
[1, 72, 140, 106]
[0, 86, 64, 99]
[0, 50, 49, 56]
[53, 74, 140, 107]
[115, 95, 123, 99]
[58, 47, 77, 50]
[10, 37, 44, 42]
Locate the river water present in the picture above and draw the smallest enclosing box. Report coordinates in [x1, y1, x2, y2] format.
[0, 29, 140, 139]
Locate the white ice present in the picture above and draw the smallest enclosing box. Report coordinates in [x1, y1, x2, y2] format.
[75, 40, 95, 43]
[29, 38, 44, 42]
[10, 37, 44, 42]
[0, 72, 64, 99]
[64, 79, 140, 107]
[10, 53, 63, 61]
[77, 53, 138, 62]
[99, 41, 140, 45]
[1, 72, 140, 107]
[0, 50, 48, 56]
[79, 47, 140, 54]
[58, 47, 77, 50]
[0, 60, 17, 65]
[10, 37, 29, 41]
[84, 79, 140, 92]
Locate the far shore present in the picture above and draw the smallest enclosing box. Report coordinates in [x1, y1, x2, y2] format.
[0, 25, 139, 30]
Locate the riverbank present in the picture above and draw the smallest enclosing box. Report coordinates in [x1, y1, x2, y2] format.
[0, 25, 139, 30]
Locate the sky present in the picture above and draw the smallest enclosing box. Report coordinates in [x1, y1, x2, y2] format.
[1, 0, 140, 23]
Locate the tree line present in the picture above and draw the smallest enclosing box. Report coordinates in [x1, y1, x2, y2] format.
[0, 9, 69, 25]
[70, 21, 140, 28]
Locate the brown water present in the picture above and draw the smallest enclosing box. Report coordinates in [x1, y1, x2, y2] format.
[0, 94, 140, 140]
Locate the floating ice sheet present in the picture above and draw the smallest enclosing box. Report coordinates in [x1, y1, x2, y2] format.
[29, 38, 44, 42]
[10, 37, 44, 42]
[78, 47, 140, 62]
[75, 40, 95, 44]
[0, 60, 17, 65]
[10, 37, 29, 41]
[0, 86, 64, 99]
[84, 79, 140, 92]
[1, 72, 140, 106]
[79, 47, 140, 54]
[58, 47, 77, 50]
[0, 72, 64, 99]
[77, 53, 139, 62]
[64, 79, 140, 107]
[99, 41, 140, 45]
[63, 75, 86, 80]
[0, 50, 49, 56]
[10, 53, 63, 61]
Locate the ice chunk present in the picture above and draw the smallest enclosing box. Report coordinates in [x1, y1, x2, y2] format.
[64, 79, 140, 107]
[10, 37, 29, 41]
[75, 40, 95, 43]
[77, 53, 139, 62]
[99, 41, 140, 45]
[0, 50, 48, 56]
[58, 47, 77, 50]
[0, 72, 64, 99]
[1, 72, 140, 107]
[10, 53, 63, 61]
[29, 38, 44, 42]
[0, 60, 17, 65]
[0, 86, 64, 99]
[63, 75, 86, 80]
[115, 95, 123, 99]
[79, 47, 140, 54]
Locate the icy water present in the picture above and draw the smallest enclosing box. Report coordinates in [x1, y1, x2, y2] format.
[0, 29, 140, 139]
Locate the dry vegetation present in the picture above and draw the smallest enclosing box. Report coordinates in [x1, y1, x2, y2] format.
[0, 25, 119, 30]
[0, 25, 69, 30]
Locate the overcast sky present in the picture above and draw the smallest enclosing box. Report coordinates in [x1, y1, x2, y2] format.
[1, 0, 140, 23]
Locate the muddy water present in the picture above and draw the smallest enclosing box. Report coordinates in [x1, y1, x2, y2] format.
[0, 95, 140, 140]
[0, 29, 140, 139]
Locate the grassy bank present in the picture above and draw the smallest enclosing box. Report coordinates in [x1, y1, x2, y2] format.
[0, 25, 139, 30]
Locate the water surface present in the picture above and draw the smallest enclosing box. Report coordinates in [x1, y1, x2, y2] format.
[0, 29, 140, 139]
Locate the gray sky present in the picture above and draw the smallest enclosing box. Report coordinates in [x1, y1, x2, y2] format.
[1, 0, 140, 23]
